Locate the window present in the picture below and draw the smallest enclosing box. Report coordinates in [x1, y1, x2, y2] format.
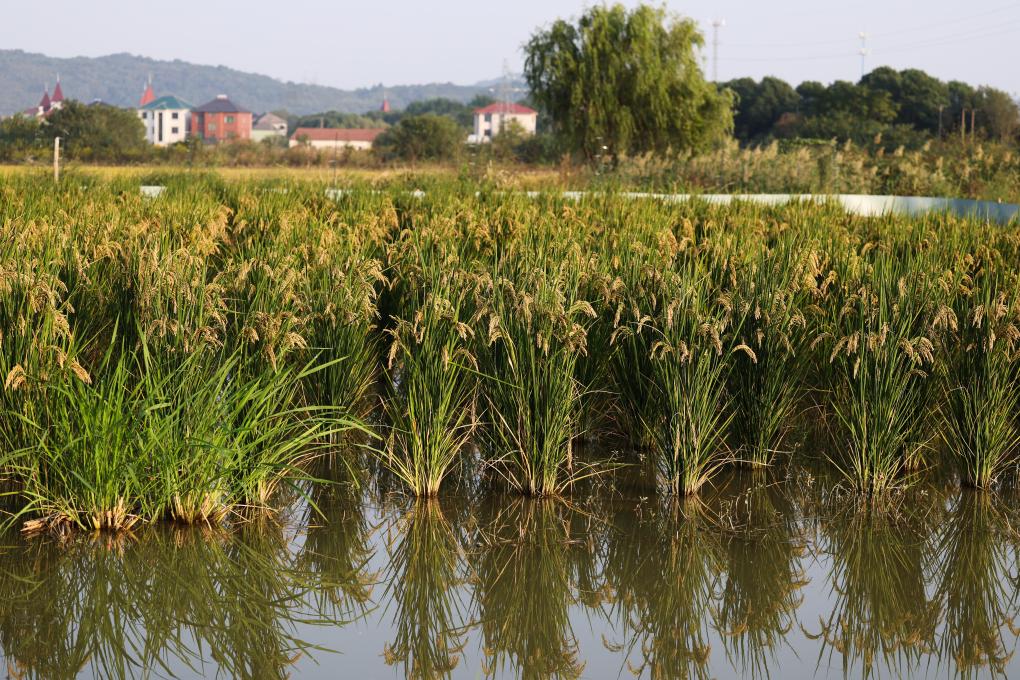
[226, 115, 235, 123]
[141, 112, 147, 119]
[171, 127, 179, 134]
[171, 112, 179, 120]
[208, 122, 217, 131]
[484, 113, 492, 123]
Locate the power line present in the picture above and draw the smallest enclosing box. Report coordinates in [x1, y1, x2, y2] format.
[720, 2, 1019, 49]
[719, 20, 1020, 62]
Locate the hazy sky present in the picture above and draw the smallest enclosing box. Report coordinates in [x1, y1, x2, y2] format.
[2, 0, 1018, 93]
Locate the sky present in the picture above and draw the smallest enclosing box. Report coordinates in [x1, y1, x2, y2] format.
[1, 0, 1018, 94]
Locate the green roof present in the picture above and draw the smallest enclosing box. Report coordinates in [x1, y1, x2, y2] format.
[140, 95, 192, 111]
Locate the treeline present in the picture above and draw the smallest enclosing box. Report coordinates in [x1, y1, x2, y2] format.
[726, 67, 1020, 148]
[285, 94, 497, 132]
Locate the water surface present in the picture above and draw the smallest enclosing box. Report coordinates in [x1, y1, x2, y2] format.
[2, 473, 1018, 679]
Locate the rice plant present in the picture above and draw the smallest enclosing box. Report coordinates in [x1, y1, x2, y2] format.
[381, 275, 478, 497]
[820, 254, 940, 496]
[476, 261, 597, 496]
[939, 265, 1020, 488]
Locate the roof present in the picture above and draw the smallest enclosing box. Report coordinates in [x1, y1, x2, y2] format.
[193, 95, 250, 114]
[473, 102, 537, 115]
[51, 81, 64, 103]
[140, 95, 192, 111]
[39, 90, 51, 110]
[290, 127, 385, 143]
[253, 112, 287, 130]
[140, 83, 155, 106]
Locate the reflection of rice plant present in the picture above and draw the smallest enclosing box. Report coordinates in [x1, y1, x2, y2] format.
[810, 509, 938, 676]
[932, 493, 1017, 675]
[470, 498, 586, 679]
[0, 523, 341, 678]
[603, 497, 723, 679]
[382, 500, 468, 679]
[715, 482, 808, 678]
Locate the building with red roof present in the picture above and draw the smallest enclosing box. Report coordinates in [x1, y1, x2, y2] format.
[51, 79, 64, 107]
[471, 101, 537, 142]
[289, 127, 385, 151]
[190, 95, 252, 143]
[24, 79, 66, 118]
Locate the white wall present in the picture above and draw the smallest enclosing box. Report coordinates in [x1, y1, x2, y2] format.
[138, 109, 189, 146]
[288, 139, 374, 151]
[472, 111, 538, 142]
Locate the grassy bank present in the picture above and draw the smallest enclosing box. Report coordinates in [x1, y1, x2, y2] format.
[4, 136, 1020, 200]
[1, 173, 1019, 532]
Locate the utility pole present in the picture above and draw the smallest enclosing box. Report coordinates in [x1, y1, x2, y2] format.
[970, 108, 978, 140]
[937, 104, 945, 139]
[961, 109, 967, 143]
[53, 137, 61, 183]
[858, 32, 869, 79]
[711, 19, 725, 82]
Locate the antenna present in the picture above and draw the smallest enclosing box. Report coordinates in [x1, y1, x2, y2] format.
[858, 32, 869, 79]
[711, 19, 725, 82]
[487, 59, 525, 135]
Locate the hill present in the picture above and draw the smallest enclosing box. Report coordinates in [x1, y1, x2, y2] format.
[0, 49, 515, 116]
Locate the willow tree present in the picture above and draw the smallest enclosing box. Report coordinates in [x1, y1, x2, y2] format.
[523, 3, 732, 164]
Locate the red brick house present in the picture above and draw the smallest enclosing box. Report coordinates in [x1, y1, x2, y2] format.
[190, 95, 252, 142]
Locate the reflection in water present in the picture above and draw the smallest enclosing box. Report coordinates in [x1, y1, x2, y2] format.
[812, 507, 939, 677]
[715, 480, 808, 679]
[0, 525, 359, 679]
[934, 494, 1019, 676]
[297, 483, 377, 622]
[605, 497, 721, 680]
[470, 498, 586, 680]
[2, 475, 1020, 678]
[382, 499, 468, 679]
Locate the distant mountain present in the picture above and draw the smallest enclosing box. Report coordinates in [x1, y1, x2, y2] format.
[0, 49, 525, 116]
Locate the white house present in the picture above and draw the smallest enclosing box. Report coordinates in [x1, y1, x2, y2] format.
[289, 127, 384, 151]
[252, 112, 288, 142]
[138, 95, 191, 146]
[471, 102, 538, 142]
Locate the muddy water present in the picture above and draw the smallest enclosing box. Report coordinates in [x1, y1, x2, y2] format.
[1, 473, 1018, 679]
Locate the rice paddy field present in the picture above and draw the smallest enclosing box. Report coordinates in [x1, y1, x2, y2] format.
[2, 173, 1020, 678]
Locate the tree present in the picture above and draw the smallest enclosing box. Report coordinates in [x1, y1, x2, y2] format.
[403, 98, 476, 128]
[861, 67, 948, 133]
[0, 115, 43, 161]
[43, 101, 147, 162]
[725, 76, 800, 143]
[373, 114, 463, 163]
[976, 87, 1020, 142]
[523, 3, 732, 163]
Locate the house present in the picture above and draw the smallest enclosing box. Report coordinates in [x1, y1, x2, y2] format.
[251, 113, 288, 142]
[289, 127, 384, 151]
[190, 95, 252, 143]
[471, 102, 537, 142]
[23, 78, 65, 118]
[138, 95, 191, 146]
